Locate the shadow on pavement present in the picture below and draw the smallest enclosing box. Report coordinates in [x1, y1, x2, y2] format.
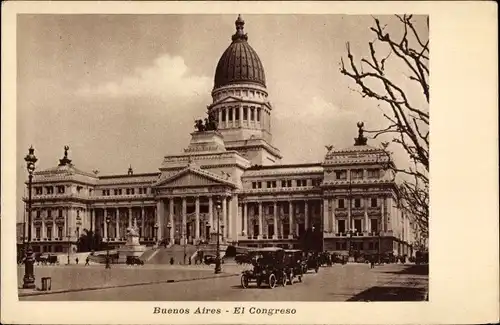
[381, 264, 429, 275]
[346, 286, 428, 301]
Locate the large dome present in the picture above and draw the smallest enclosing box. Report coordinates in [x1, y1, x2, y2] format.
[213, 15, 266, 89]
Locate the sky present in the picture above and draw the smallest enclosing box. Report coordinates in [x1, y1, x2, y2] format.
[16, 14, 428, 220]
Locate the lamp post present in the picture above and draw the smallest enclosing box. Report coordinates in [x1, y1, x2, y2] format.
[183, 225, 187, 264]
[378, 230, 382, 264]
[214, 197, 222, 274]
[154, 223, 159, 246]
[347, 229, 354, 257]
[22, 146, 37, 289]
[105, 216, 111, 269]
[166, 222, 172, 247]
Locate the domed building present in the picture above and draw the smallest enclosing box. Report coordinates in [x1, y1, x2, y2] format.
[23, 16, 416, 263]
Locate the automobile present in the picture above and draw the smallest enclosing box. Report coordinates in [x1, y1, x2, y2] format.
[235, 253, 251, 265]
[240, 247, 288, 289]
[203, 254, 224, 265]
[305, 251, 320, 273]
[284, 249, 305, 284]
[126, 256, 144, 265]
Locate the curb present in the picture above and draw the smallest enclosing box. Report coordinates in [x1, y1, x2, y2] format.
[19, 273, 239, 298]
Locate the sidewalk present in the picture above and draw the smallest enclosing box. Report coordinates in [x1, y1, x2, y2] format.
[18, 264, 240, 297]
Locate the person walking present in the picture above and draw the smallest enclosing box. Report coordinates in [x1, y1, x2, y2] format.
[85, 256, 90, 266]
[75, 257, 79, 265]
[370, 256, 375, 269]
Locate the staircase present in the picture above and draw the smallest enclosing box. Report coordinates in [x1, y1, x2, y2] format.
[147, 244, 199, 264]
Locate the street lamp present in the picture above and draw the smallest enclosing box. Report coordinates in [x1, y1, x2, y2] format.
[105, 216, 111, 269]
[214, 197, 222, 274]
[166, 222, 172, 247]
[22, 146, 37, 289]
[154, 222, 159, 245]
[347, 229, 354, 257]
[183, 225, 187, 264]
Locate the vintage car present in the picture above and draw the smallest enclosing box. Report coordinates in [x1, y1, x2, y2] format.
[240, 247, 288, 289]
[203, 254, 224, 265]
[305, 252, 320, 273]
[284, 249, 305, 284]
[126, 256, 144, 265]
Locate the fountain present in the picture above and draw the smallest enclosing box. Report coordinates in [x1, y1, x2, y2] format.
[118, 218, 147, 263]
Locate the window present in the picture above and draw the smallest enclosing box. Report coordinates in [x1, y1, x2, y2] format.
[354, 198, 362, 208]
[126, 189, 130, 195]
[47, 210, 52, 219]
[283, 223, 290, 237]
[283, 204, 289, 214]
[243, 107, 248, 120]
[58, 209, 63, 218]
[36, 210, 41, 218]
[257, 182, 262, 189]
[313, 179, 322, 187]
[89, 188, 93, 196]
[335, 170, 347, 180]
[354, 219, 362, 233]
[371, 198, 378, 208]
[222, 109, 226, 122]
[266, 181, 277, 188]
[250, 108, 255, 121]
[367, 169, 380, 178]
[114, 189, 119, 195]
[297, 179, 307, 187]
[58, 227, 63, 238]
[47, 227, 52, 239]
[268, 224, 274, 237]
[338, 220, 346, 234]
[268, 206, 274, 215]
[370, 219, 378, 233]
[46, 186, 54, 194]
[235, 107, 240, 120]
[253, 221, 259, 236]
[228, 108, 233, 121]
[338, 199, 345, 209]
[57, 186, 65, 194]
[351, 169, 364, 180]
[252, 182, 257, 189]
[35, 227, 41, 239]
[35, 187, 42, 195]
[77, 186, 82, 193]
[257, 108, 261, 122]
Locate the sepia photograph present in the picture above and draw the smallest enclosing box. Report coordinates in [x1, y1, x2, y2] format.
[1, 2, 498, 324]
[14, 12, 430, 302]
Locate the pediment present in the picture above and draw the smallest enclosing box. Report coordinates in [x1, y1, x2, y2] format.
[154, 167, 236, 189]
[212, 96, 241, 106]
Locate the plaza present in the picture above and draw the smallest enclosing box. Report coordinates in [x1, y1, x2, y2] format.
[19, 263, 428, 301]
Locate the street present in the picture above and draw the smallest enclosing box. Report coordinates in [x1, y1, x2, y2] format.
[19, 263, 428, 301]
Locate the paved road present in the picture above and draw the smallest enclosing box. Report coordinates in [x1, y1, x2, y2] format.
[20, 264, 428, 301]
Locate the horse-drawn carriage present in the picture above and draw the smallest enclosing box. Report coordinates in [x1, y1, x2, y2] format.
[240, 247, 289, 289]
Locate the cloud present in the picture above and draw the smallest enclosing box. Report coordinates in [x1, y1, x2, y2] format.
[77, 54, 212, 100]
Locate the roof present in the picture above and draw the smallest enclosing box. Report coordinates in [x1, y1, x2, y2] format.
[213, 15, 266, 89]
[243, 163, 323, 177]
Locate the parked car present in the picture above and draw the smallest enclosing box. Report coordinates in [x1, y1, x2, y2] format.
[305, 252, 320, 273]
[203, 254, 224, 265]
[240, 247, 288, 289]
[284, 249, 305, 284]
[126, 256, 144, 265]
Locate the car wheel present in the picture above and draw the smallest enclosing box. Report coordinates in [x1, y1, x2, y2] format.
[241, 275, 249, 289]
[268, 274, 277, 289]
[281, 272, 287, 287]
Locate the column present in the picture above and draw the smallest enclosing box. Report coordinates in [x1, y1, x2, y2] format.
[182, 198, 187, 244]
[222, 196, 227, 240]
[381, 196, 386, 233]
[169, 198, 174, 243]
[347, 196, 352, 232]
[217, 108, 221, 125]
[258, 201, 263, 238]
[273, 201, 278, 239]
[115, 208, 120, 239]
[141, 206, 145, 239]
[103, 208, 108, 239]
[304, 200, 309, 230]
[331, 198, 337, 234]
[128, 207, 132, 227]
[288, 201, 293, 239]
[323, 198, 329, 233]
[42, 215, 46, 239]
[364, 197, 369, 233]
[386, 196, 393, 232]
[208, 196, 214, 228]
[279, 203, 284, 237]
[195, 196, 200, 241]
[228, 196, 233, 240]
[90, 209, 95, 232]
[233, 195, 239, 240]
[156, 200, 164, 241]
[243, 202, 248, 237]
[239, 105, 243, 127]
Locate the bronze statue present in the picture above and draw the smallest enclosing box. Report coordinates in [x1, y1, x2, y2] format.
[194, 112, 218, 132]
[194, 119, 205, 132]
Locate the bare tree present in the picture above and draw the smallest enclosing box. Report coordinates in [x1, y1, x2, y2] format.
[340, 15, 429, 239]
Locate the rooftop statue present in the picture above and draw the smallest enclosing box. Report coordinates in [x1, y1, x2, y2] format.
[194, 112, 218, 132]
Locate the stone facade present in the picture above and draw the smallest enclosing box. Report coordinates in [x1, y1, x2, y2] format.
[22, 15, 415, 257]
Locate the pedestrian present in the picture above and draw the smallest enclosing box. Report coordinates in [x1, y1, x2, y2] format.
[370, 256, 375, 269]
[169, 257, 174, 265]
[189, 256, 192, 265]
[75, 257, 79, 265]
[85, 256, 90, 266]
